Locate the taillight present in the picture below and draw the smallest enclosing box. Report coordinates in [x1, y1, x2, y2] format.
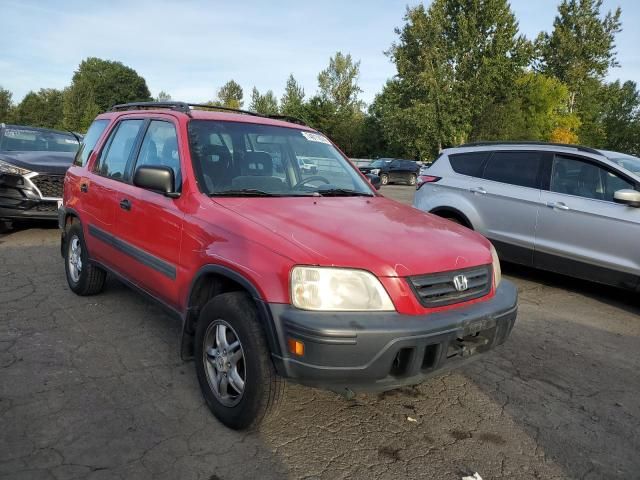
[416, 175, 441, 190]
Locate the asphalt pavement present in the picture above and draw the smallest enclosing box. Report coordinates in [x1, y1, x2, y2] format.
[1, 185, 638, 479]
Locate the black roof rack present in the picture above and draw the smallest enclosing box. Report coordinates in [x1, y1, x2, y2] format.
[459, 141, 601, 155]
[109, 101, 309, 126]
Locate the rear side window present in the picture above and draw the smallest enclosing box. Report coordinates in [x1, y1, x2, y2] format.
[483, 151, 542, 188]
[95, 120, 144, 180]
[74, 119, 109, 166]
[449, 152, 489, 177]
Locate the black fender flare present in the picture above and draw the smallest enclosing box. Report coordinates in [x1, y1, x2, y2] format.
[182, 265, 282, 361]
[429, 207, 473, 229]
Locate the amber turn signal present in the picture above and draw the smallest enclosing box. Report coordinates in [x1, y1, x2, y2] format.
[287, 338, 305, 356]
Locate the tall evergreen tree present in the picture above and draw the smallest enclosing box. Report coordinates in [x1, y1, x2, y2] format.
[216, 80, 244, 109]
[280, 74, 305, 118]
[249, 87, 279, 115]
[0, 86, 12, 124]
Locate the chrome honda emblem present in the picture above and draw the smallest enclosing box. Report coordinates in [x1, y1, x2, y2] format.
[453, 274, 469, 292]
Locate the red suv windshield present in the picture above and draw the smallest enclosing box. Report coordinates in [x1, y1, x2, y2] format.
[187, 120, 372, 196]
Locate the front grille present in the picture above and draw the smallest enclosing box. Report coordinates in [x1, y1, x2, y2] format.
[408, 265, 492, 307]
[31, 174, 64, 198]
[33, 202, 58, 212]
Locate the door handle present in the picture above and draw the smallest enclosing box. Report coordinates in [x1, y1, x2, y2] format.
[119, 199, 132, 211]
[547, 201, 569, 210]
[80, 183, 88, 193]
[469, 187, 487, 194]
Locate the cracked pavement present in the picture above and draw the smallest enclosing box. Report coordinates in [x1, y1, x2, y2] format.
[1, 186, 639, 479]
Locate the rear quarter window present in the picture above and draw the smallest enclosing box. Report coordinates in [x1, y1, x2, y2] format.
[483, 151, 543, 188]
[74, 119, 109, 166]
[448, 151, 490, 177]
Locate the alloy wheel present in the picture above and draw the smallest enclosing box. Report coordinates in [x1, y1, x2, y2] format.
[203, 319, 246, 407]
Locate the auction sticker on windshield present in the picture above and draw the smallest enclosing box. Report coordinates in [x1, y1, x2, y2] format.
[301, 131, 331, 144]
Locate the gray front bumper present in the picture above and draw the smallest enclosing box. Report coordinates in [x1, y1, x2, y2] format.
[268, 280, 518, 393]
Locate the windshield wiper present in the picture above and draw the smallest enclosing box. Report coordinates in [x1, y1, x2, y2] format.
[209, 189, 280, 197]
[315, 187, 374, 197]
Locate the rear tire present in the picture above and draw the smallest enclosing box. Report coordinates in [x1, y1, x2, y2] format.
[195, 292, 285, 430]
[64, 223, 106, 295]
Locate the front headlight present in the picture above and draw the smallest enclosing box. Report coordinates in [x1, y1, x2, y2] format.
[490, 243, 501, 288]
[370, 168, 381, 175]
[291, 266, 395, 311]
[0, 159, 31, 176]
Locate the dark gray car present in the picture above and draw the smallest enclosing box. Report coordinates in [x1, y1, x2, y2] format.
[414, 142, 640, 290]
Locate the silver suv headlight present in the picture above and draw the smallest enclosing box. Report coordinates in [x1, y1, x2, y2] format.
[490, 243, 502, 288]
[291, 266, 395, 311]
[0, 159, 31, 176]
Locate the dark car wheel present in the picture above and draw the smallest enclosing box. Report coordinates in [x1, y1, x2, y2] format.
[64, 223, 106, 295]
[408, 174, 417, 186]
[380, 173, 389, 185]
[195, 292, 285, 430]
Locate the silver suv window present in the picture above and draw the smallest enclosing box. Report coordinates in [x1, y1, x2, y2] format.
[449, 152, 489, 177]
[483, 151, 542, 188]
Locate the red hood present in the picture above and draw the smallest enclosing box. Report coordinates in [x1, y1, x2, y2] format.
[211, 196, 492, 277]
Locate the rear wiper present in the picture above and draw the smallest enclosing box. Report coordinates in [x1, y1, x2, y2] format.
[209, 189, 280, 197]
[316, 188, 374, 197]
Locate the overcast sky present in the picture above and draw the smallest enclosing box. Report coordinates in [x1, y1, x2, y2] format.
[1, 0, 638, 106]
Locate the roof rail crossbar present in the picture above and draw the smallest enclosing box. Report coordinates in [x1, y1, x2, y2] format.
[460, 141, 601, 155]
[267, 114, 309, 126]
[108, 101, 310, 127]
[110, 101, 192, 114]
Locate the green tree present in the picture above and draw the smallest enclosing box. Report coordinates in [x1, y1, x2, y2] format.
[600, 80, 640, 154]
[63, 57, 151, 131]
[536, 0, 622, 112]
[472, 73, 580, 142]
[386, 0, 530, 155]
[216, 80, 244, 109]
[280, 74, 305, 118]
[317, 52, 363, 111]
[156, 91, 172, 101]
[13, 88, 64, 129]
[307, 52, 367, 156]
[249, 87, 279, 115]
[0, 86, 13, 123]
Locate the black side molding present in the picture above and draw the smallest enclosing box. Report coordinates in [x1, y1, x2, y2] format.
[88, 224, 176, 280]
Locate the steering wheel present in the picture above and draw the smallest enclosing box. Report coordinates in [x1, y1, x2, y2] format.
[292, 175, 331, 190]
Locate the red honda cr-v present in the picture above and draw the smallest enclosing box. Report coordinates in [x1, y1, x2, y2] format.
[59, 102, 517, 429]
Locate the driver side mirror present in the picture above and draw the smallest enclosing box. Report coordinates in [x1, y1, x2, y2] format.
[614, 189, 640, 207]
[366, 173, 381, 190]
[134, 166, 179, 198]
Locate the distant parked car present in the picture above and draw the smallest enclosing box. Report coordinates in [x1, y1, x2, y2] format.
[414, 141, 640, 290]
[359, 158, 420, 185]
[350, 158, 372, 168]
[297, 157, 318, 174]
[0, 124, 80, 222]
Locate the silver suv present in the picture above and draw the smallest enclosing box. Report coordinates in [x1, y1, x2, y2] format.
[414, 142, 640, 290]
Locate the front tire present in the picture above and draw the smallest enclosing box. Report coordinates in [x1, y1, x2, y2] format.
[408, 174, 417, 186]
[64, 223, 106, 295]
[195, 292, 285, 430]
[380, 173, 389, 185]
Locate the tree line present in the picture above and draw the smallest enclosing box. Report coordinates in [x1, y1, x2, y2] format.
[0, 0, 638, 159]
